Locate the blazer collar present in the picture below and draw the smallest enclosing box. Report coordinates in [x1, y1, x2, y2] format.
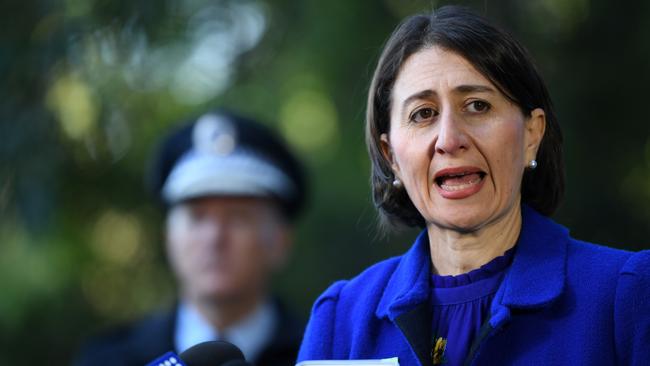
[490, 205, 568, 327]
[376, 205, 569, 321]
[376, 230, 432, 320]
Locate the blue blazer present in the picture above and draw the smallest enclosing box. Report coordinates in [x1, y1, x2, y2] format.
[298, 206, 650, 365]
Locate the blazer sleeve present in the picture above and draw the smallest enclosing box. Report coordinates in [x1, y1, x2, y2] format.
[297, 280, 348, 363]
[614, 250, 650, 366]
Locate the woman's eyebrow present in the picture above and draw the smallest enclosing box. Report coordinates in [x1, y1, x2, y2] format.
[401, 89, 437, 110]
[454, 84, 496, 94]
[401, 85, 496, 110]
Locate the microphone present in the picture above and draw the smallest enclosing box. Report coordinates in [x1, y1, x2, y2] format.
[222, 361, 254, 366]
[180, 340, 245, 365]
[145, 340, 247, 366]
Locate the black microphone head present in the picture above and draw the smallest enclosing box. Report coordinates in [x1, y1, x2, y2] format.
[179, 341, 245, 366]
[222, 361, 253, 366]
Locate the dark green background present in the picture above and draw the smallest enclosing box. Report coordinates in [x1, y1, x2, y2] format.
[1, 0, 649, 364]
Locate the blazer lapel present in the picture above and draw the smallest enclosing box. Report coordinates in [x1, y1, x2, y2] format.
[489, 205, 569, 330]
[394, 302, 433, 366]
[375, 231, 433, 366]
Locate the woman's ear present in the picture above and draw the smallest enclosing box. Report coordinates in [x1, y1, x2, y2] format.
[380, 133, 401, 178]
[525, 108, 546, 163]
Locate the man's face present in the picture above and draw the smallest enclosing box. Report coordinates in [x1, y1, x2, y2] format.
[166, 196, 291, 304]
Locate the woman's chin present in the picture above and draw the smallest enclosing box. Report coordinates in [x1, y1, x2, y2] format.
[426, 207, 492, 233]
[430, 219, 482, 234]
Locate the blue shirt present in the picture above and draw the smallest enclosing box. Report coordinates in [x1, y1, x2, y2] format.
[429, 247, 514, 365]
[298, 206, 650, 365]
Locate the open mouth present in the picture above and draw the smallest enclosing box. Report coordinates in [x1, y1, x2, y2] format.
[434, 168, 486, 192]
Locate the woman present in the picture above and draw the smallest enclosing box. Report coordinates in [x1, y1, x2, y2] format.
[298, 6, 649, 366]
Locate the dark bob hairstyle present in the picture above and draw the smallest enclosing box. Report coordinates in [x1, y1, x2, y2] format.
[366, 6, 564, 228]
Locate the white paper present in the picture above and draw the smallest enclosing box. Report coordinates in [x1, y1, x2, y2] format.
[296, 357, 399, 366]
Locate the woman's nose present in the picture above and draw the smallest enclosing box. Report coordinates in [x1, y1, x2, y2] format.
[434, 111, 468, 155]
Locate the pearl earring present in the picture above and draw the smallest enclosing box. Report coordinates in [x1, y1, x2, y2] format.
[392, 178, 403, 188]
[529, 159, 538, 169]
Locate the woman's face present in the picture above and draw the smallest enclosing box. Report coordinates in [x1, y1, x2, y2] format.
[382, 47, 545, 232]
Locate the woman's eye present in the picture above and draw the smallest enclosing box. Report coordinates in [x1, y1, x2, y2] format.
[409, 107, 438, 123]
[467, 100, 491, 113]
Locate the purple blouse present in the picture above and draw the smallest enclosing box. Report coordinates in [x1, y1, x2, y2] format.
[429, 247, 515, 365]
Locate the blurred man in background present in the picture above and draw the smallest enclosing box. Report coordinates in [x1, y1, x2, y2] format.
[75, 110, 308, 366]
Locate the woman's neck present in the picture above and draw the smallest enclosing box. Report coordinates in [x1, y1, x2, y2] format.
[427, 205, 522, 276]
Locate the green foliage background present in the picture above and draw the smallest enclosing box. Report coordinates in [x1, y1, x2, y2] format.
[1, 0, 649, 364]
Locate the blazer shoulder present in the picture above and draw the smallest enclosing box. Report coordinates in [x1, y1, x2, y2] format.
[333, 255, 402, 303]
[567, 237, 632, 256]
[299, 256, 403, 361]
[310, 255, 402, 312]
[566, 237, 634, 274]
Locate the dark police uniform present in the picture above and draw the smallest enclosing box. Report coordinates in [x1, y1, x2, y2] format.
[75, 300, 303, 366]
